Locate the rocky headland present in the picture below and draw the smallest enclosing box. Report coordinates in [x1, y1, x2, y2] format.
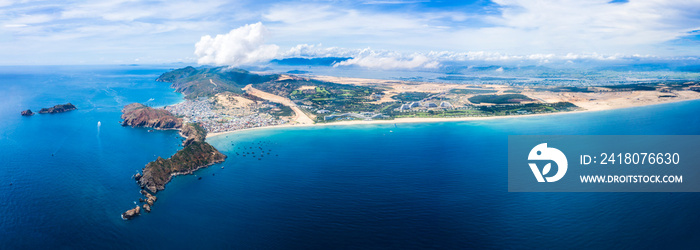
[38, 103, 76, 114]
[120, 103, 182, 129]
[137, 123, 226, 193]
[21, 109, 34, 116]
[120, 103, 226, 219]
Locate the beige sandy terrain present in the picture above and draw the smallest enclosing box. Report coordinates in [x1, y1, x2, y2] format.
[243, 84, 315, 124]
[276, 74, 295, 81]
[312, 75, 700, 111]
[525, 89, 700, 111]
[215, 92, 254, 108]
[211, 92, 261, 117]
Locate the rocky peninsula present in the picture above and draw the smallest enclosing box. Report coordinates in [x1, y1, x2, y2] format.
[120, 103, 226, 219]
[120, 103, 182, 129]
[38, 103, 76, 114]
[137, 122, 226, 193]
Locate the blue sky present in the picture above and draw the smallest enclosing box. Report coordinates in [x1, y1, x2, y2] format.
[1, 0, 699, 67]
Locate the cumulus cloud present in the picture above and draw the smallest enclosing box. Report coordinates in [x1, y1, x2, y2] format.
[330, 49, 438, 69]
[280, 43, 665, 70]
[262, 1, 700, 57]
[334, 54, 439, 69]
[282, 44, 360, 58]
[194, 22, 279, 66]
[281, 44, 440, 69]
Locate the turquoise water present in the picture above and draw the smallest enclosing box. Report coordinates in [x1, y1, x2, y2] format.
[2, 66, 700, 249]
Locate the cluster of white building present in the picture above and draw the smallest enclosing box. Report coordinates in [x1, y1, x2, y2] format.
[324, 112, 389, 121]
[165, 99, 288, 133]
[398, 101, 453, 111]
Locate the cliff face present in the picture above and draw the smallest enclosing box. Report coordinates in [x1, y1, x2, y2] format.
[138, 138, 226, 193]
[120, 103, 182, 129]
[39, 103, 76, 114]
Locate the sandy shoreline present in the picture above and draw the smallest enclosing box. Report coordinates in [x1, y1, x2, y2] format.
[206, 97, 700, 139]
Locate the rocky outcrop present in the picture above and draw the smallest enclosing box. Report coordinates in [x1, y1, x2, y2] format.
[140, 190, 157, 205]
[38, 103, 76, 114]
[120, 103, 182, 129]
[143, 204, 151, 213]
[21, 109, 34, 116]
[121, 205, 141, 220]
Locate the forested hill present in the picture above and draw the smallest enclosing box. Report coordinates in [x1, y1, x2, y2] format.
[156, 66, 279, 99]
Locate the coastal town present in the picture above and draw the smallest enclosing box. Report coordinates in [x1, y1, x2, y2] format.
[164, 97, 289, 134]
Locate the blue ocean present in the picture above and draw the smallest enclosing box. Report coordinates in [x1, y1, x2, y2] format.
[1, 65, 700, 249]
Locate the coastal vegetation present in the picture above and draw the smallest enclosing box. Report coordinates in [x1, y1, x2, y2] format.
[477, 102, 577, 115]
[468, 94, 534, 104]
[602, 83, 657, 91]
[392, 92, 432, 102]
[255, 76, 386, 118]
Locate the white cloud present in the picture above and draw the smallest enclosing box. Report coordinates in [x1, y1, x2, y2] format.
[333, 50, 439, 69]
[262, 1, 700, 57]
[2, 0, 700, 65]
[262, 4, 440, 49]
[282, 44, 362, 58]
[60, 0, 225, 22]
[195, 22, 280, 66]
[278, 44, 668, 69]
[334, 54, 439, 69]
[476, 0, 700, 54]
[281, 45, 441, 69]
[0, 0, 14, 8]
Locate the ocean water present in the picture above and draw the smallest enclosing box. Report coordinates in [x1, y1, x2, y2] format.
[2, 66, 700, 249]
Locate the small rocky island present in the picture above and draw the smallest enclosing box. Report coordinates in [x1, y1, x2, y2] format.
[38, 103, 76, 114]
[120, 103, 226, 220]
[21, 109, 34, 116]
